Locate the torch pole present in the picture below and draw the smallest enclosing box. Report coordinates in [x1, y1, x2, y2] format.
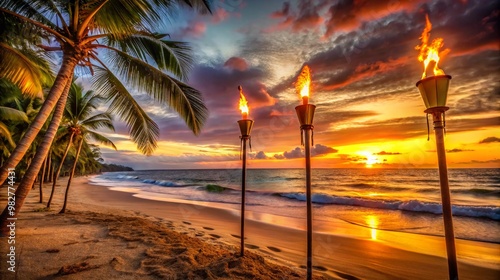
[237, 119, 253, 257]
[240, 135, 248, 257]
[303, 126, 313, 280]
[295, 103, 315, 280]
[427, 107, 459, 280]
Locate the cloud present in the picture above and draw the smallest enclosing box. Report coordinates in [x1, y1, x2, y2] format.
[322, 0, 421, 38]
[266, 0, 325, 33]
[224, 57, 249, 71]
[375, 151, 402, 155]
[279, 144, 337, 159]
[174, 20, 207, 38]
[212, 8, 230, 24]
[283, 147, 303, 159]
[273, 154, 285, 160]
[479, 137, 500, 144]
[311, 144, 338, 156]
[446, 148, 474, 153]
[253, 151, 268, 159]
[270, 2, 291, 18]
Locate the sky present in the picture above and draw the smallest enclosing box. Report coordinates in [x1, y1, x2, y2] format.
[96, 0, 499, 170]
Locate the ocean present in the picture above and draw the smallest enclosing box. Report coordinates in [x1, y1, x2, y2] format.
[90, 168, 500, 243]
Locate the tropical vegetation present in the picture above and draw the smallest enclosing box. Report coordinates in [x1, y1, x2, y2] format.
[0, 0, 212, 235]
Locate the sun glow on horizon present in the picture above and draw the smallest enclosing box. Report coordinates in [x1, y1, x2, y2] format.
[358, 151, 380, 168]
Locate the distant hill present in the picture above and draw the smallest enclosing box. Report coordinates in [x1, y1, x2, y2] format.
[100, 163, 134, 172]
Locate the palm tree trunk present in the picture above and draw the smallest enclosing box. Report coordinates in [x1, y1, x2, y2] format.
[39, 154, 48, 203]
[0, 59, 76, 236]
[48, 155, 53, 183]
[44, 151, 50, 182]
[60, 138, 83, 214]
[47, 132, 74, 208]
[0, 55, 78, 186]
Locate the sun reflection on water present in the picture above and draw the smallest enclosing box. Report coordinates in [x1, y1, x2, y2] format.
[366, 215, 379, 240]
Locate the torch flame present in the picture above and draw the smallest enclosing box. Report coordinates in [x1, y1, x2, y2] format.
[296, 65, 311, 101]
[416, 15, 449, 79]
[238, 85, 249, 119]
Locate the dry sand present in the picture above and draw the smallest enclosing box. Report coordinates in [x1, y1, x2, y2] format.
[0, 176, 499, 279]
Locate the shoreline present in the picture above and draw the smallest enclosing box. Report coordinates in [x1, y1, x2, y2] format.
[0, 176, 499, 279]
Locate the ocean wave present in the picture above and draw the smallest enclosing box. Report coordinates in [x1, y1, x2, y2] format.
[116, 175, 139, 180]
[455, 188, 500, 196]
[280, 192, 500, 220]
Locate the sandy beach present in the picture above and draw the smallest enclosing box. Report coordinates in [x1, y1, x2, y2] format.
[1, 176, 499, 279]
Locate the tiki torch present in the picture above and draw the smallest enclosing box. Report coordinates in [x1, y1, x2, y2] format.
[415, 16, 458, 280]
[237, 85, 253, 257]
[295, 65, 315, 280]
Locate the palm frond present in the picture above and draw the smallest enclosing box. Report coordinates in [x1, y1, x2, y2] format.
[0, 106, 29, 122]
[0, 43, 45, 97]
[85, 130, 117, 150]
[0, 122, 15, 147]
[0, 0, 61, 32]
[105, 32, 194, 80]
[80, 113, 115, 131]
[104, 49, 208, 135]
[92, 66, 159, 155]
[91, 0, 162, 36]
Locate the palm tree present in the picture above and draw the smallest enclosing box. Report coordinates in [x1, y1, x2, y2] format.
[0, 0, 211, 234]
[58, 83, 116, 213]
[47, 82, 116, 209]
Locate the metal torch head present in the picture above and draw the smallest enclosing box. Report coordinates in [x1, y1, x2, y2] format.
[237, 119, 254, 137]
[416, 75, 452, 109]
[295, 104, 316, 126]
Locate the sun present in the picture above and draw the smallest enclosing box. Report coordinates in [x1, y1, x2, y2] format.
[358, 151, 379, 168]
[366, 155, 379, 168]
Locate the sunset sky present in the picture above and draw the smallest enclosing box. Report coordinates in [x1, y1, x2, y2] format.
[94, 0, 499, 170]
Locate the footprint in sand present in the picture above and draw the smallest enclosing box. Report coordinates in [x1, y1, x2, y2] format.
[313, 266, 328, 272]
[45, 249, 60, 253]
[230, 234, 247, 240]
[244, 244, 259, 249]
[182, 221, 191, 225]
[267, 246, 281, 252]
[209, 234, 221, 239]
[203, 227, 214, 231]
[334, 271, 361, 280]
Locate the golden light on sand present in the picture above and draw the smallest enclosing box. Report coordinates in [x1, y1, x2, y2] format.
[366, 215, 379, 240]
[415, 15, 450, 79]
[295, 65, 311, 105]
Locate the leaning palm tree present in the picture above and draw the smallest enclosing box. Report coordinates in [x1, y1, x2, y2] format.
[55, 84, 116, 213]
[0, 0, 211, 234]
[47, 83, 116, 208]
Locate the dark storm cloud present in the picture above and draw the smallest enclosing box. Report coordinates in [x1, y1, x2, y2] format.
[479, 137, 500, 144]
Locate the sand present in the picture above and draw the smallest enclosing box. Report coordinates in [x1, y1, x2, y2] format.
[0, 176, 499, 279]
